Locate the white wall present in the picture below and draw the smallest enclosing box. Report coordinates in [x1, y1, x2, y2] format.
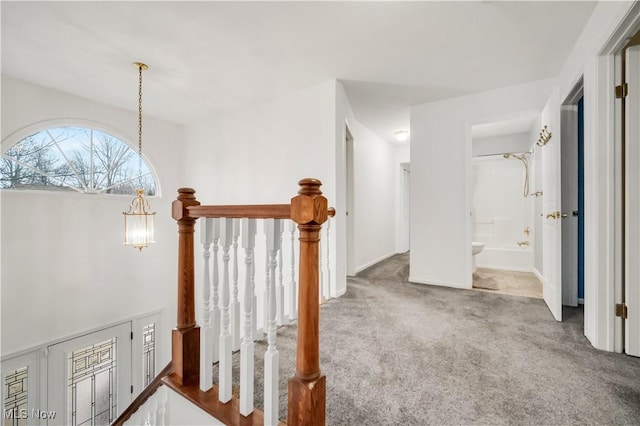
[409, 78, 554, 289]
[184, 80, 401, 296]
[554, 1, 639, 350]
[124, 386, 225, 426]
[185, 80, 344, 297]
[335, 82, 400, 274]
[184, 80, 336, 204]
[351, 120, 397, 272]
[472, 132, 531, 157]
[395, 144, 410, 253]
[1, 76, 184, 362]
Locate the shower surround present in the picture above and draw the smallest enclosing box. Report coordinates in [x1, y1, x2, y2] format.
[472, 154, 534, 272]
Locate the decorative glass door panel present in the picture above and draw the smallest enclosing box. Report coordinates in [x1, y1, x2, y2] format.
[47, 323, 131, 426]
[67, 338, 117, 425]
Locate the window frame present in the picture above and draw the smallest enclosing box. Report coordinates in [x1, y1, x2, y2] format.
[1, 119, 161, 197]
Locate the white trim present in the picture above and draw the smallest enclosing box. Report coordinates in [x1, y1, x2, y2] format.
[0, 118, 162, 196]
[583, 2, 640, 352]
[408, 277, 469, 289]
[1, 308, 163, 361]
[533, 268, 544, 284]
[478, 265, 534, 273]
[333, 288, 347, 298]
[354, 252, 397, 274]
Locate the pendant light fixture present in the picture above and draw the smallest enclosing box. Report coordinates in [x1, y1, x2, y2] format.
[123, 62, 156, 251]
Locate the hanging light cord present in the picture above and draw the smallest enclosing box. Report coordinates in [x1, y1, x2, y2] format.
[137, 63, 144, 190]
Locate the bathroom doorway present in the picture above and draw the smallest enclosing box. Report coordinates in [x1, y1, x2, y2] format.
[470, 116, 541, 298]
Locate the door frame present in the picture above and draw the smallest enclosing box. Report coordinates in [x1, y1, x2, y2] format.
[586, 2, 640, 352]
[560, 79, 584, 308]
[47, 322, 132, 426]
[345, 123, 356, 276]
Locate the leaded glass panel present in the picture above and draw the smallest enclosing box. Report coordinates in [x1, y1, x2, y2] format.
[3, 367, 28, 426]
[68, 338, 117, 426]
[142, 324, 155, 387]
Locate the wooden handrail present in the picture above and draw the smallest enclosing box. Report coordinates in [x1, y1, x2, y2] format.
[167, 179, 329, 425]
[188, 204, 291, 219]
[111, 362, 173, 426]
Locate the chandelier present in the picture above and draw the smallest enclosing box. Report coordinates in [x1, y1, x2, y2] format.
[123, 62, 156, 251]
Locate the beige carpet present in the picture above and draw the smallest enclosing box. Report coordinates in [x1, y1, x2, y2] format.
[472, 271, 500, 290]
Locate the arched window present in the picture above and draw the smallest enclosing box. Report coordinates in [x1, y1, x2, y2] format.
[1, 126, 157, 195]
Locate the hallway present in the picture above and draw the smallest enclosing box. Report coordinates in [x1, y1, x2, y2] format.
[259, 254, 640, 424]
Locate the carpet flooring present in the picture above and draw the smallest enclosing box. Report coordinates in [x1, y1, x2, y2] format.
[229, 253, 640, 425]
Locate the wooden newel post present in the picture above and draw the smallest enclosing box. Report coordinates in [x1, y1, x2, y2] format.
[171, 187, 201, 385]
[288, 178, 329, 426]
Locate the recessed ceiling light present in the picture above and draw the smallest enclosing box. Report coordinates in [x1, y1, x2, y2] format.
[395, 130, 409, 142]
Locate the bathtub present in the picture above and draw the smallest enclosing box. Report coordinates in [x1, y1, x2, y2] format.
[475, 243, 533, 272]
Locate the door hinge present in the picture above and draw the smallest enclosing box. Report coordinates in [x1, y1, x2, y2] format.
[131, 385, 134, 394]
[615, 83, 628, 99]
[131, 331, 134, 340]
[615, 303, 628, 319]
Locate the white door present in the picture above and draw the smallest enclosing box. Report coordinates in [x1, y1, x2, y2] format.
[625, 44, 640, 356]
[542, 89, 563, 321]
[47, 323, 132, 425]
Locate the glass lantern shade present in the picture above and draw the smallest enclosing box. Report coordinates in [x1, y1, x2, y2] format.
[123, 189, 156, 251]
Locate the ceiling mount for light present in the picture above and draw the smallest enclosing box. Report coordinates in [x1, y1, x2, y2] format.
[123, 62, 156, 251]
[395, 130, 409, 142]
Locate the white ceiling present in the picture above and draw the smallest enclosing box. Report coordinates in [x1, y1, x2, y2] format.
[1, 1, 597, 144]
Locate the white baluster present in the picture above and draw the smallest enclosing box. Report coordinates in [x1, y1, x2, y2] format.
[211, 218, 221, 364]
[264, 219, 281, 426]
[276, 228, 285, 326]
[240, 218, 256, 416]
[219, 218, 233, 403]
[200, 218, 213, 391]
[289, 220, 297, 321]
[324, 218, 331, 300]
[252, 253, 258, 340]
[319, 225, 325, 303]
[231, 219, 241, 351]
[157, 386, 168, 426]
[262, 245, 269, 340]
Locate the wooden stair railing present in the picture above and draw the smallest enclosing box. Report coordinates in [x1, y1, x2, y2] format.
[114, 178, 333, 426]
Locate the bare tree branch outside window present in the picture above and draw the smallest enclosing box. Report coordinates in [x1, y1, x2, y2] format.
[0, 127, 156, 195]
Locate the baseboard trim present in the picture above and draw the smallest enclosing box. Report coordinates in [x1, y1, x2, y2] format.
[355, 252, 397, 274]
[533, 268, 544, 283]
[477, 264, 534, 273]
[332, 288, 347, 298]
[408, 276, 469, 289]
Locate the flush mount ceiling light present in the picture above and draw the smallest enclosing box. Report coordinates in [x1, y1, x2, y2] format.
[123, 62, 156, 251]
[395, 130, 409, 142]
